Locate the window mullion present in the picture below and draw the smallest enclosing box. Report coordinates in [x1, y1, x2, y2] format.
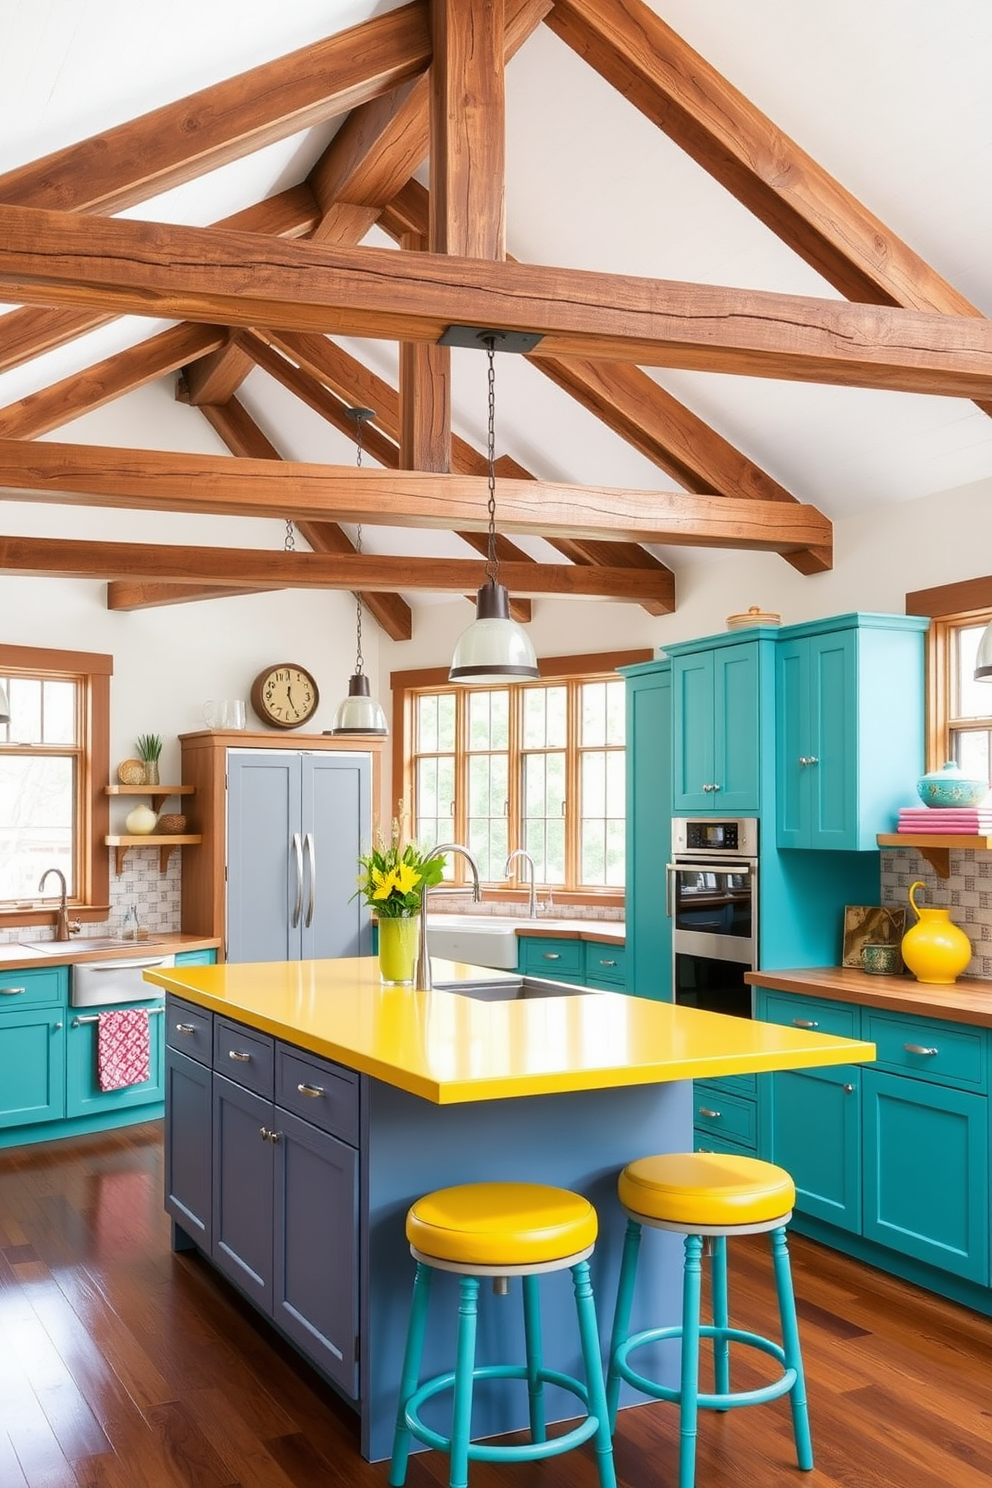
[565, 678, 580, 891]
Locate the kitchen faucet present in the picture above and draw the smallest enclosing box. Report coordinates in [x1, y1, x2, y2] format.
[414, 843, 482, 993]
[504, 848, 538, 919]
[38, 867, 70, 940]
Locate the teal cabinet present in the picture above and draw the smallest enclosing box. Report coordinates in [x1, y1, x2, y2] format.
[620, 659, 673, 1000]
[517, 935, 584, 983]
[0, 966, 67, 1130]
[583, 941, 626, 990]
[66, 1000, 166, 1118]
[669, 637, 767, 814]
[775, 613, 928, 850]
[755, 986, 990, 1290]
[174, 948, 218, 967]
[693, 1079, 757, 1151]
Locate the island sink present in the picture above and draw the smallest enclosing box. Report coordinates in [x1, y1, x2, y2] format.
[433, 973, 603, 1002]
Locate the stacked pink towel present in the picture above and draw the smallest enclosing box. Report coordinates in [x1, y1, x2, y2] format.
[97, 1009, 151, 1091]
[897, 806, 992, 834]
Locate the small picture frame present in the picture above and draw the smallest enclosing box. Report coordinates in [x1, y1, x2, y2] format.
[842, 905, 906, 968]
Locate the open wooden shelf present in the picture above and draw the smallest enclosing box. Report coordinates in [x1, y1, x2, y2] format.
[105, 783, 194, 812]
[104, 834, 203, 875]
[877, 832, 992, 879]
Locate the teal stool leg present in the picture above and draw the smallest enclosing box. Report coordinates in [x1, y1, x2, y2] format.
[449, 1276, 481, 1488]
[770, 1227, 814, 1471]
[606, 1217, 643, 1429]
[679, 1234, 704, 1488]
[389, 1262, 434, 1487]
[521, 1273, 547, 1443]
[710, 1235, 730, 1405]
[571, 1259, 618, 1488]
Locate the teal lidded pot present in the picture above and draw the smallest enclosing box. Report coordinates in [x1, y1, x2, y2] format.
[916, 761, 988, 808]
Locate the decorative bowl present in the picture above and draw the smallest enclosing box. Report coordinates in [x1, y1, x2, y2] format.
[156, 813, 187, 835]
[117, 758, 146, 785]
[916, 760, 989, 808]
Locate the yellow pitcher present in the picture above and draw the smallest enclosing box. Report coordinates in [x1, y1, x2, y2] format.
[900, 880, 971, 985]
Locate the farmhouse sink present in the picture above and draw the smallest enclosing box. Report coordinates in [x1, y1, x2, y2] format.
[426, 915, 521, 971]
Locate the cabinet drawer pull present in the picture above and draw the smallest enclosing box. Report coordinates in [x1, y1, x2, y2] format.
[792, 1018, 819, 1029]
[698, 1107, 721, 1119]
[598, 958, 617, 968]
[228, 1049, 252, 1063]
[297, 1082, 325, 1098]
[175, 1022, 197, 1034]
[904, 1043, 938, 1057]
[542, 952, 561, 960]
[259, 1126, 281, 1143]
[0, 986, 26, 996]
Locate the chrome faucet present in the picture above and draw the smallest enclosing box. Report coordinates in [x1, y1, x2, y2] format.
[504, 848, 538, 919]
[38, 867, 70, 940]
[414, 843, 482, 993]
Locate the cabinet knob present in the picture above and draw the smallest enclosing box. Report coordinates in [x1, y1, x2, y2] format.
[798, 756, 808, 766]
[53, 1021, 63, 1031]
[228, 1049, 251, 1063]
[843, 1083, 855, 1094]
[297, 1083, 325, 1099]
[904, 1043, 938, 1057]
[807, 756, 819, 766]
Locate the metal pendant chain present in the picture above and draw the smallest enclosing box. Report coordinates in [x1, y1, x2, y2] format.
[284, 518, 295, 551]
[485, 338, 498, 584]
[349, 407, 375, 676]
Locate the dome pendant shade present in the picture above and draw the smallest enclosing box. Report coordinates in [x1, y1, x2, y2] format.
[449, 581, 540, 683]
[975, 620, 992, 681]
[327, 672, 388, 736]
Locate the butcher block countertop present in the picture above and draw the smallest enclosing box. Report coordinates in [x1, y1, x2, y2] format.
[746, 966, 992, 1028]
[0, 932, 221, 972]
[147, 955, 873, 1106]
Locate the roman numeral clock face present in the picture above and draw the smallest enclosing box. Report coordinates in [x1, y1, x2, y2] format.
[250, 664, 320, 729]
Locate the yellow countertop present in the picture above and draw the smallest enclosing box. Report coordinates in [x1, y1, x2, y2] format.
[746, 965, 992, 1028]
[147, 956, 875, 1106]
[0, 931, 222, 972]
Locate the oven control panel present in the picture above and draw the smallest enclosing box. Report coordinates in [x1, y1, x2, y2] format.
[672, 816, 758, 858]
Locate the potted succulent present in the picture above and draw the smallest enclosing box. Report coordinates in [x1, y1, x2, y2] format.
[135, 732, 163, 787]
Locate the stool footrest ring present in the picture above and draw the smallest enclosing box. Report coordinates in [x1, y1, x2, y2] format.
[406, 1363, 601, 1462]
[615, 1324, 797, 1410]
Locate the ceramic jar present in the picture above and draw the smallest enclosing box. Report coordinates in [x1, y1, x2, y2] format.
[900, 880, 971, 985]
[916, 760, 988, 808]
[124, 804, 158, 835]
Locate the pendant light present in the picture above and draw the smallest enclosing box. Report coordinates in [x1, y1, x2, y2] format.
[326, 408, 389, 737]
[975, 620, 992, 681]
[449, 334, 539, 683]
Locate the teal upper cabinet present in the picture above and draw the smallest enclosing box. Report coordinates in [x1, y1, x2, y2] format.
[667, 631, 776, 815]
[775, 613, 928, 850]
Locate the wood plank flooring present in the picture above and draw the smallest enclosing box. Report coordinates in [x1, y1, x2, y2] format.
[1, 1121, 991, 1487]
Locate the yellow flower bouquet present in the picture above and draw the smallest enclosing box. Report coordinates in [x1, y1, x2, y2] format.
[355, 836, 445, 919]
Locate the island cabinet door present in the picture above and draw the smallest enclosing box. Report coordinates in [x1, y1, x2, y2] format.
[273, 1109, 359, 1398]
[212, 1074, 275, 1307]
[862, 1069, 989, 1284]
[165, 1045, 212, 1249]
[759, 1065, 862, 1233]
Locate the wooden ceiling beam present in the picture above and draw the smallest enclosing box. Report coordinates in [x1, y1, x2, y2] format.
[0, 437, 831, 556]
[195, 394, 412, 643]
[0, 324, 227, 439]
[0, 535, 666, 601]
[429, 0, 506, 260]
[0, 185, 321, 379]
[0, 4, 431, 216]
[2, 206, 987, 397]
[107, 580, 282, 612]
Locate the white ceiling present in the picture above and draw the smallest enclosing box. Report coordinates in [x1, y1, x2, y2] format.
[2, 0, 991, 591]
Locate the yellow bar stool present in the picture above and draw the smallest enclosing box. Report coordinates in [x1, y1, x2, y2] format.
[606, 1152, 813, 1488]
[389, 1181, 617, 1488]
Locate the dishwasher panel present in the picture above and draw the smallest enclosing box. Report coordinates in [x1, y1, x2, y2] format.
[70, 955, 175, 1007]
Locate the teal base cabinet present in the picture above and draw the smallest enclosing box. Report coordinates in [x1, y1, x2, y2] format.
[693, 1074, 757, 1154]
[516, 935, 625, 991]
[756, 987, 990, 1298]
[0, 947, 215, 1149]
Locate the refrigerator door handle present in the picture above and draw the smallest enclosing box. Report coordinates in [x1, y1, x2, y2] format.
[291, 832, 304, 928]
[304, 832, 316, 928]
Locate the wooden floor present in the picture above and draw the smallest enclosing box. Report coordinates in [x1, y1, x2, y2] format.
[2, 1122, 992, 1488]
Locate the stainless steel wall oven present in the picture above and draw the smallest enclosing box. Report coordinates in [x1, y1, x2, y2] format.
[668, 817, 758, 1018]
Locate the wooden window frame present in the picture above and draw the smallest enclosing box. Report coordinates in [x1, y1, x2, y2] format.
[0, 644, 112, 931]
[906, 576, 992, 767]
[390, 649, 651, 909]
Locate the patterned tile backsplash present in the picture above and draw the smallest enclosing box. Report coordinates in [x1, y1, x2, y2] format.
[881, 848, 992, 981]
[0, 854, 181, 944]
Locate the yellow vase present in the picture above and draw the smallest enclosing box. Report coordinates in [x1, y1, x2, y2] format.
[900, 881, 971, 985]
[378, 915, 420, 986]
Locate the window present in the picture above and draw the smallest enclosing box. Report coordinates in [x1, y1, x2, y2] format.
[393, 650, 649, 898]
[929, 615, 992, 782]
[0, 645, 111, 926]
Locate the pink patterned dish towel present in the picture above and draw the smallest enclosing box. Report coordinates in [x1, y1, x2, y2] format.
[97, 1009, 151, 1091]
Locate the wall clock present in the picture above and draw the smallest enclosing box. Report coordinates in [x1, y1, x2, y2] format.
[250, 663, 320, 730]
